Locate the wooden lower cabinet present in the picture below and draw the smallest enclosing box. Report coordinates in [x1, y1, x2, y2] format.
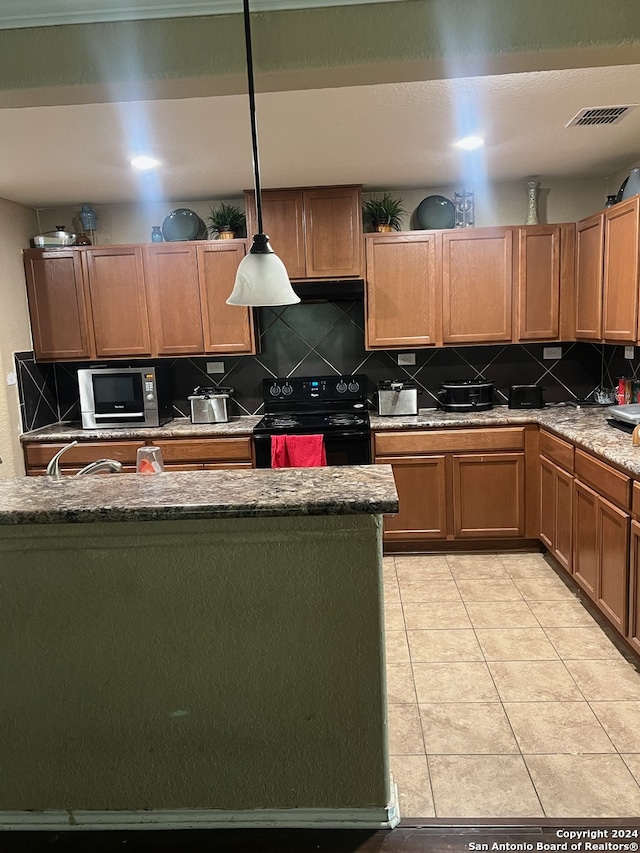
[539, 454, 573, 573]
[375, 455, 447, 541]
[628, 520, 640, 654]
[452, 452, 525, 538]
[374, 429, 526, 543]
[573, 479, 629, 632]
[23, 436, 254, 475]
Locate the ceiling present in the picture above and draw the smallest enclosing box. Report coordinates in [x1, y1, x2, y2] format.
[2, 0, 640, 212]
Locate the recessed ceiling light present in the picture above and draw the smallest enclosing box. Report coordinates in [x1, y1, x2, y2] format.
[454, 136, 484, 150]
[130, 155, 160, 170]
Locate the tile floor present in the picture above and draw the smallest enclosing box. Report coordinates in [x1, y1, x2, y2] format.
[384, 551, 640, 819]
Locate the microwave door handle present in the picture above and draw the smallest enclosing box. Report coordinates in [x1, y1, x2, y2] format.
[94, 412, 145, 417]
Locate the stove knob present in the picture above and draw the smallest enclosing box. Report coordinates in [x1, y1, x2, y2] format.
[348, 381, 360, 393]
[336, 381, 348, 393]
[282, 383, 293, 395]
[269, 384, 282, 396]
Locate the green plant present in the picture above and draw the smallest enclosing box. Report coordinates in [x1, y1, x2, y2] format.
[362, 193, 406, 231]
[207, 202, 246, 236]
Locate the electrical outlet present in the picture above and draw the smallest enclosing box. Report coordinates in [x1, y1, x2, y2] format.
[398, 353, 416, 366]
[206, 361, 225, 374]
[5, 372, 16, 386]
[625, 346, 635, 359]
[543, 346, 562, 360]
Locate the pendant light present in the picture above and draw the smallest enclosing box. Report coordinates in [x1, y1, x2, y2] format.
[227, 0, 300, 307]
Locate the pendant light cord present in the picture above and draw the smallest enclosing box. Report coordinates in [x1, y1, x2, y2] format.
[243, 0, 264, 235]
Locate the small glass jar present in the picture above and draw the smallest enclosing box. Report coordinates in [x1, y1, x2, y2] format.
[151, 226, 163, 243]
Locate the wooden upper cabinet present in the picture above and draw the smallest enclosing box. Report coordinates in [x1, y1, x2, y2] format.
[442, 227, 513, 343]
[575, 213, 604, 340]
[245, 190, 306, 279]
[23, 249, 93, 360]
[303, 186, 363, 278]
[515, 225, 560, 340]
[365, 232, 438, 348]
[197, 241, 256, 354]
[85, 246, 151, 358]
[603, 196, 640, 342]
[244, 185, 363, 280]
[144, 244, 204, 355]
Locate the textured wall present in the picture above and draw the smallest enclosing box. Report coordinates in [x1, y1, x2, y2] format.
[0, 514, 389, 815]
[0, 197, 37, 477]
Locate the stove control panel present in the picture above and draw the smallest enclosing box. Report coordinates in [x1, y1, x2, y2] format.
[264, 374, 367, 404]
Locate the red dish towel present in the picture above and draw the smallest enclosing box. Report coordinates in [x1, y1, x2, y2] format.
[270, 434, 327, 468]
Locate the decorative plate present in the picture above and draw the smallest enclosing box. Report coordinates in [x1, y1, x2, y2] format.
[162, 208, 201, 241]
[416, 195, 456, 230]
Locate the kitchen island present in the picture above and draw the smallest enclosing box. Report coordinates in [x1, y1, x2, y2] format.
[0, 466, 399, 831]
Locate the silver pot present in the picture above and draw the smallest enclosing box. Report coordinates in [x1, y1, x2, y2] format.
[188, 386, 233, 424]
[377, 380, 419, 416]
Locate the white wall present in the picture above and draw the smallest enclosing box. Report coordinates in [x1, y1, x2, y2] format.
[37, 177, 610, 246]
[0, 197, 38, 478]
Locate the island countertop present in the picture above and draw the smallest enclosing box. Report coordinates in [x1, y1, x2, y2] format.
[0, 464, 399, 525]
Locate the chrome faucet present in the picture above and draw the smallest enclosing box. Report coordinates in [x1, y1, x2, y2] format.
[46, 441, 79, 479]
[75, 459, 123, 476]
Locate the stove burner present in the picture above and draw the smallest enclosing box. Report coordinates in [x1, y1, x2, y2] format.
[329, 414, 356, 426]
[270, 416, 300, 428]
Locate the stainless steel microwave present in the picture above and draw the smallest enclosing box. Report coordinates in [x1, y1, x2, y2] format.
[78, 366, 173, 429]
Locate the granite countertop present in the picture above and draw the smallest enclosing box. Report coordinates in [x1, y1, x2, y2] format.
[0, 465, 399, 526]
[20, 416, 262, 442]
[372, 405, 640, 478]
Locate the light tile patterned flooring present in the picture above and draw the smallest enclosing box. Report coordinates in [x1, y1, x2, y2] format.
[384, 552, 640, 819]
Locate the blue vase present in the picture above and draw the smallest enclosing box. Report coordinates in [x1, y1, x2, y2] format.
[621, 167, 640, 201]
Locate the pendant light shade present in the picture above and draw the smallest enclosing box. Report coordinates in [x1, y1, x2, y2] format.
[226, 0, 300, 308]
[227, 235, 299, 306]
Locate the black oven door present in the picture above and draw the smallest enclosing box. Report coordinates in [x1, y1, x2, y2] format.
[254, 430, 371, 468]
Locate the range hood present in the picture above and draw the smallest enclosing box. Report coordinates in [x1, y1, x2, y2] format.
[291, 279, 364, 302]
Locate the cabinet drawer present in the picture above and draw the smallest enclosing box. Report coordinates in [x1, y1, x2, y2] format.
[154, 437, 253, 463]
[24, 440, 144, 468]
[574, 449, 631, 510]
[539, 430, 574, 472]
[374, 427, 525, 456]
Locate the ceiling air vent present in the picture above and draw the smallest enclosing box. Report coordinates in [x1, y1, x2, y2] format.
[566, 105, 638, 127]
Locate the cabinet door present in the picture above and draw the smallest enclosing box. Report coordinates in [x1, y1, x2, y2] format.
[515, 226, 560, 340]
[452, 452, 524, 538]
[555, 464, 574, 573]
[597, 495, 629, 633]
[365, 233, 438, 348]
[575, 214, 604, 340]
[603, 197, 640, 342]
[539, 454, 556, 552]
[375, 455, 447, 541]
[23, 250, 94, 360]
[628, 520, 640, 654]
[442, 228, 513, 343]
[197, 242, 256, 354]
[245, 189, 306, 279]
[303, 186, 363, 278]
[573, 479, 598, 599]
[144, 244, 204, 355]
[85, 246, 151, 357]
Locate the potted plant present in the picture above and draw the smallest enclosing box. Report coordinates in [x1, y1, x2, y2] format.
[363, 193, 406, 232]
[207, 202, 246, 239]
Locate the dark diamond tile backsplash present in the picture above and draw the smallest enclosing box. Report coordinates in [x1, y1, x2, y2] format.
[14, 301, 618, 431]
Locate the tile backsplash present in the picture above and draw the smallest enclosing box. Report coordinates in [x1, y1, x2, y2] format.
[15, 300, 613, 432]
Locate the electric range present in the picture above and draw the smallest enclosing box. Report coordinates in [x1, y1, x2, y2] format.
[253, 374, 371, 467]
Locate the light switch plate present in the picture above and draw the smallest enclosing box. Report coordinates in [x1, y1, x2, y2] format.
[625, 346, 635, 359]
[543, 346, 562, 360]
[398, 353, 416, 366]
[206, 361, 225, 374]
